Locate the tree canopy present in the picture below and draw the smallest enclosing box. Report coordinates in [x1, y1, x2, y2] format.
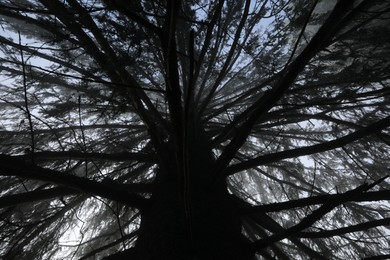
[0, 0, 390, 259]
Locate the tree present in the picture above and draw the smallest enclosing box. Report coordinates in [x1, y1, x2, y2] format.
[0, 0, 390, 259]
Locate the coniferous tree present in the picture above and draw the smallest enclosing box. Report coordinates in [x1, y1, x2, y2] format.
[0, 0, 390, 259]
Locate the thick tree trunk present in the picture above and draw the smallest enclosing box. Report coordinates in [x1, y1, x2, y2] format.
[132, 120, 255, 259]
[134, 171, 253, 259]
[104, 119, 255, 259]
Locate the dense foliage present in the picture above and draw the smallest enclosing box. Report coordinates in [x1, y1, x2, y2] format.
[1, 0, 390, 259]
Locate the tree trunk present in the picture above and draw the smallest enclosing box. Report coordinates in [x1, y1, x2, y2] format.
[133, 120, 255, 259]
[134, 172, 253, 259]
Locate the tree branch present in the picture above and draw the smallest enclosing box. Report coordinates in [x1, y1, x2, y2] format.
[226, 115, 390, 175]
[161, 0, 183, 135]
[199, 0, 251, 115]
[38, 0, 169, 157]
[193, 0, 225, 92]
[16, 151, 156, 163]
[213, 0, 356, 182]
[18, 32, 35, 162]
[81, 232, 138, 260]
[102, 0, 161, 35]
[246, 213, 326, 259]
[0, 154, 148, 209]
[362, 254, 390, 260]
[0, 187, 77, 208]
[250, 176, 388, 251]
[240, 189, 390, 214]
[298, 217, 390, 238]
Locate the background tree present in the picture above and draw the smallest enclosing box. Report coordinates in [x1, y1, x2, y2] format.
[0, 0, 390, 259]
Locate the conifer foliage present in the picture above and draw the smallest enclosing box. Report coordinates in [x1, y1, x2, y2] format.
[0, 0, 390, 259]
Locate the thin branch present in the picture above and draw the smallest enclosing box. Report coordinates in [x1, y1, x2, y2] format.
[245, 213, 326, 259]
[0, 35, 94, 80]
[199, 0, 251, 115]
[15, 151, 156, 163]
[18, 32, 35, 162]
[298, 217, 390, 238]
[362, 254, 390, 260]
[240, 189, 390, 215]
[102, 0, 161, 35]
[80, 232, 138, 260]
[212, 0, 356, 182]
[284, 0, 319, 66]
[226, 115, 390, 175]
[38, 0, 168, 152]
[193, 0, 225, 92]
[250, 176, 388, 251]
[4, 195, 87, 259]
[101, 246, 138, 260]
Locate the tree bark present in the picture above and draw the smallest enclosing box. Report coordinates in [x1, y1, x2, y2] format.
[134, 169, 254, 259]
[131, 120, 255, 259]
